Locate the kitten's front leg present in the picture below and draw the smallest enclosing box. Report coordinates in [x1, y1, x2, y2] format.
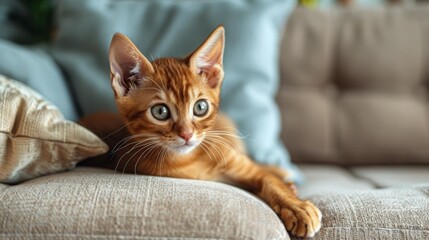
[223, 154, 322, 238]
[260, 165, 298, 196]
[259, 175, 322, 238]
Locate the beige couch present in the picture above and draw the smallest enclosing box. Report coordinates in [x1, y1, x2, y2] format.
[281, 6, 429, 239]
[1, 6, 429, 240]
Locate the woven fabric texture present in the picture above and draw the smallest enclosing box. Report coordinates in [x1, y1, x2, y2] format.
[0, 76, 107, 184]
[0, 167, 289, 240]
[298, 185, 429, 240]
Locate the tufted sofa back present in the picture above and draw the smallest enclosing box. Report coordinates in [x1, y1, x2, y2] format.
[278, 5, 429, 165]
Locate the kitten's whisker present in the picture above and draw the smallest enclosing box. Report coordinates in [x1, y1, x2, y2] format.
[121, 140, 159, 174]
[200, 142, 213, 161]
[117, 137, 158, 156]
[111, 136, 158, 164]
[142, 141, 161, 160]
[111, 133, 142, 151]
[205, 136, 237, 155]
[160, 147, 169, 174]
[112, 137, 148, 156]
[161, 147, 169, 174]
[152, 144, 162, 176]
[102, 121, 134, 140]
[205, 133, 238, 145]
[131, 143, 156, 172]
[205, 138, 229, 167]
[113, 140, 141, 172]
[199, 143, 214, 162]
[202, 138, 227, 167]
[133, 141, 162, 175]
[130, 140, 161, 175]
[207, 130, 248, 139]
[210, 127, 247, 137]
[121, 145, 148, 175]
[201, 141, 224, 167]
[111, 134, 157, 155]
[151, 145, 167, 176]
[204, 135, 238, 165]
[203, 139, 223, 159]
[144, 142, 162, 170]
[114, 138, 158, 174]
[111, 135, 137, 154]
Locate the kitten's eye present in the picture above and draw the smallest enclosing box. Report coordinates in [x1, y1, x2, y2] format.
[193, 99, 209, 117]
[151, 104, 170, 121]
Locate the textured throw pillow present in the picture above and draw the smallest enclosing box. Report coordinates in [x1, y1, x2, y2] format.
[51, 0, 303, 182]
[0, 75, 108, 184]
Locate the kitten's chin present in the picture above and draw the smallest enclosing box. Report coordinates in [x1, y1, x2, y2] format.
[170, 137, 202, 155]
[171, 144, 197, 155]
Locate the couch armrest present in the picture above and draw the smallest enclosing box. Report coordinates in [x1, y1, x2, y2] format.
[0, 167, 290, 240]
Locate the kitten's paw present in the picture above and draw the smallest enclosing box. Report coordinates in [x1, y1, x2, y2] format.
[278, 200, 322, 238]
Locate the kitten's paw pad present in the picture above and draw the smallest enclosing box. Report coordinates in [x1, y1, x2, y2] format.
[280, 201, 322, 238]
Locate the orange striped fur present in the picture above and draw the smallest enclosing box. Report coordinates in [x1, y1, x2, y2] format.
[82, 26, 321, 238]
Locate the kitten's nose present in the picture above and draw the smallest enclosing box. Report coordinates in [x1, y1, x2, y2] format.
[179, 130, 193, 142]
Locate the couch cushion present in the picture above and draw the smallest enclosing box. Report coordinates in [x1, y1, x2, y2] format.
[297, 164, 375, 198]
[0, 76, 107, 184]
[300, 185, 429, 240]
[0, 167, 289, 240]
[50, 0, 302, 182]
[0, 39, 77, 120]
[279, 6, 429, 165]
[351, 166, 429, 188]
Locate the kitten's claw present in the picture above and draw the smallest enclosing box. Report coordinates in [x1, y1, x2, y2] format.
[278, 200, 322, 238]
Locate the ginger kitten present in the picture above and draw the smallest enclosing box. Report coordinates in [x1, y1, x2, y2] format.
[86, 26, 321, 238]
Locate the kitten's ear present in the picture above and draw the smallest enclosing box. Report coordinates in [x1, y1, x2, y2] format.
[188, 26, 225, 88]
[109, 33, 154, 97]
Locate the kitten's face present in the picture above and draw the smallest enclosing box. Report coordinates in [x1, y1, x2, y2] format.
[109, 27, 225, 155]
[116, 58, 221, 154]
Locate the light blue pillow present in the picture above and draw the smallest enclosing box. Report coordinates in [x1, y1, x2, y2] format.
[51, 0, 302, 182]
[0, 39, 77, 120]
